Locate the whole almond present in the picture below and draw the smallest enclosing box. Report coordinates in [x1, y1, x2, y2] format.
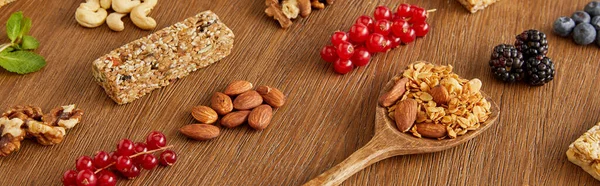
[248, 104, 273, 130]
[233, 90, 263, 110]
[429, 85, 450, 105]
[191, 106, 218, 124]
[220, 110, 251, 128]
[256, 86, 286, 108]
[379, 77, 409, 107]
[224, 80, 253, 96]
[415, 123, 447, 139]
[394, 99, 418, 132]
[210, 92, 233, 115]
[179, 124, 220, 140]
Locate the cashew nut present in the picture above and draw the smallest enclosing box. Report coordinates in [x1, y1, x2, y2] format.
[100, 0, 111, 9]
[112, 0, 141, 13]
[131, 0, 157, 30]
[75, 0, 108, 28]
[106, 13, 127, 31]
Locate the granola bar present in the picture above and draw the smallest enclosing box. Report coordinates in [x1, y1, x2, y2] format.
[92, 11, 235, 104]
[0, 0, 17, 9]
[567, 123, 600, 180]
[456, 0, 499, 13]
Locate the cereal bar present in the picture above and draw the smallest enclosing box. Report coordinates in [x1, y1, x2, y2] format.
[456, 0, 499, 13]
[567, 122, 600, 181]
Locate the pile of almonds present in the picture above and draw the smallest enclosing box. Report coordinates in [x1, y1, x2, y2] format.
[180, 80, 287, 141]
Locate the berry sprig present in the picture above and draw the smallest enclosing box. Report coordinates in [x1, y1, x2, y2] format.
[320, 4, 435, 74]
[62, 131, 177, 186]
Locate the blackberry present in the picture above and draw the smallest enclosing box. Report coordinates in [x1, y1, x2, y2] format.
[489, 44, 525, 83]
[524, 55, 555, 86]
[515, 30, 549, 58]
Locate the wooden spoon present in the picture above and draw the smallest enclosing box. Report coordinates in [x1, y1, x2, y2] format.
[303, 75, 500, 186]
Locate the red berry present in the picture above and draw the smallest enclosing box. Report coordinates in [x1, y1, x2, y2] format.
[138, 154, 158, 170]
[373, 19, 392, 36]
[336, 42, 354, 60]
[396, 3, 412, 17]
[117, 139, 135, 156]
[108, 151, 119, 163]
[399, 28, 416, 44]
[115, 156, 133, 173]
[76, 170, 97, 186]
[159, 150, 177, 166]
[63, 170, 78, 186]
[391, 19, 410, 37]
[366, 33, 388, 53]
[382, 38, 392, 52]
[373, 6, 392, 21]
[121, 165, 141, 179]
[388, 34, 402, 48]
[93, 151, 111, 169]
[413, 22, 430, 37]
[349, 23, 370, 43]
[134, 142, 147, 153]
[146, 131, 166, 150]
[333, 59, 354, 74]
[320, 45, 338, 63]
[351, 47, 371, 67]
[76, 156, 95, 171]
[330, 31, 349, 46]
[355, 15, 375, 31]
[96, 170, 117, 186]
[410, 6, 427, 23]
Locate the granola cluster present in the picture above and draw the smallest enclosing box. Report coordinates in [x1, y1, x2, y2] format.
[387, 62, 492, 139]
[567, 122, 600, 180]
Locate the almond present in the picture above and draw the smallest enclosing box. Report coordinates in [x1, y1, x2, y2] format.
[248, 104, 273, 130]
[233, 90, 263, 110]
[415, 123, 447, 139]
[256, 85, 286, 108]
[210, 92, 233, 115]
[429, 85, 450, 105]
[220, 110, 251, 128]
[394, 99, 418, 132]
[191, 106, 218, 124]
[379, 77, 409, 107]
[224, 80, 253, 96]
[179, 124, 220, 140]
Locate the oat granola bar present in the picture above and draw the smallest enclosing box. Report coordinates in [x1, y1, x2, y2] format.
[456, 0, 499, 13]
[92, 10, 234, 104]
[567, 123, 600, 180]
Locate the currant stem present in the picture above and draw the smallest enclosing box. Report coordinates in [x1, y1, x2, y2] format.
[93, 145, 174, 174]
[427, 9, 437, 13]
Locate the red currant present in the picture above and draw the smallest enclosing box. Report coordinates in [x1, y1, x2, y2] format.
[320, 45, 338, 63]
[391, 19, 410, 37]
[366, 33, 387, 53]
[93, 151, 111, 169]
[134, 142, 147, 153]
[96, 170, 117, 186]
[62, 170, 78, 186]
[410, 6, 427, 23]
[355, 15, 374, 31]
[349, 23, 370, 43]
[146, 131, 166, 150]
[109, 151, 119, 163]
[336, 42, 354, 60]
[351, 47, 371, 67]
[388, 34, 402, 48]
[396, 3, 412, 17]
[121, 165, 141, 179]
[382, 38, 392, 52]
[159, 150, 177, 166]
[399, 28, 416, 44]
[333, 59, 354, 74]
[330, 31, 349, 46]
[373, 6, 392, 21]
[373, 19, 392, 36]
[117, 139, 135, 156]
[75, 156, 95, 171]
[76, 170, 97, 186]
[413, 22, 430, 37]
[139, 154, 158, 170]
[115, 156, 133, 173]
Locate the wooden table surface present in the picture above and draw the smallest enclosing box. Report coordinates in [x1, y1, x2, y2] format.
[0, 0, 599, 185]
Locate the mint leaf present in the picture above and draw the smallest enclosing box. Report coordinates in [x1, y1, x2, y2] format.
[20, 36, 39, 50]
[19, 17, 31, 37]
[0, 51, 45, 74]
[6, 12, 23, 43]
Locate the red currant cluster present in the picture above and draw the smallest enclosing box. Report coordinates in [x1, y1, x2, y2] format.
[62, 131, 177, 186]
[320, 4, 434, 74]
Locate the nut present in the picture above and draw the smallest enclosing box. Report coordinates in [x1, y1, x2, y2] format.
[233, 90, 263, 110]
[112, 0, 141, 13]
[75, 0, 108, 28]
[429, 85, 450, 105]
[310, 0, 324, 9]
[106, 12, 127, 32]
[224, 80, 253, 96]
[210, 92, 233, 115]
[256, 86, 286, 108]
[465, 78, 482, 94]
[179, 124, 220, 141]
[220, 111, 251, 128]
[415, 123, 447, 139]
[298, 0, 311, 17]
[379, 77, 409, 107]
[265, 2, 293, 28]
[100, 0, 112, 9]
[130, 0, 157, 30]
[248, 105, 273, 130]
[394, 99, 418, 132]
[191, 106, 218, 124]
[281, 0, 299, 19]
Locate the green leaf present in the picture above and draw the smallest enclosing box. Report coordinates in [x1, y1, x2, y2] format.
[0, 51, 46, 74]
[19, 17, 31, 37]
[6, 11, 23, 42]
[20, 36, 39, 50]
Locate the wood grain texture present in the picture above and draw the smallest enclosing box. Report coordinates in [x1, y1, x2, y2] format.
[0, 0, 598, 185]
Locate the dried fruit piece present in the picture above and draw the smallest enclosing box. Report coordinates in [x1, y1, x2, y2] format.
[248, 105, 273, 130]
[210, 92, 233, 115]
[220, 111, 251, 128]
[179, 124, 220, 141]
[191, 106, 218, 124]
[224, 80, 253, 96]
[415, 123, 447, 139]
[393, 99, 418, 132]
[233, 90, 263, 110]
[256, 86, 286, 108]
[428, 85, 450, 105]
[379, 77, 409, 107]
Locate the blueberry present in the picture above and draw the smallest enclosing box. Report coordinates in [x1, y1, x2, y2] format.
[584, 1, 600, 17]
[553, 16, 576, 37]
[572, 11, 591, 24]
[573, 23, 597, 45]
[591, 16, 600, 30]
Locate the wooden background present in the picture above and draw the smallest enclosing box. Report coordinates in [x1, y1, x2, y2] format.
[0, 0, 598, 185]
